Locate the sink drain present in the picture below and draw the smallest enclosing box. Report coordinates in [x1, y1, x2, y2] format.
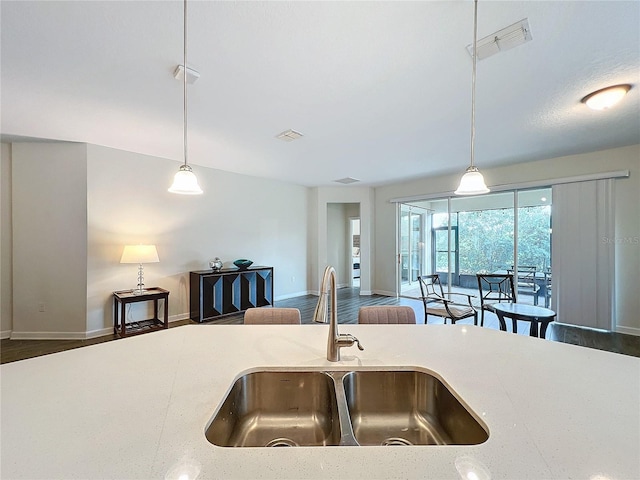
[381, 437, 413, 446]
[265, 438, 299, 447]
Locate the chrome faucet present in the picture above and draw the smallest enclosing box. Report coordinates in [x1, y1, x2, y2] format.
[313, 266, 364, 361]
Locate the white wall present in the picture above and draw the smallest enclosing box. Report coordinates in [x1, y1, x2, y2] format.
[85, 144, 309, 335]
[0, 143, 13, 338]
[374, 144, 640, 334]
[11, 143, 88, 338]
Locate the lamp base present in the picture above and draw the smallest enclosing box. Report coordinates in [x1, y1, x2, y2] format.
[131, 288, 150, 295]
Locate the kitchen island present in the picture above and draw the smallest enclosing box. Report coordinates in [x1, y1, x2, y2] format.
[1, 324, 638, 479]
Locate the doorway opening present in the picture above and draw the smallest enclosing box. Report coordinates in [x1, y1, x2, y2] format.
[350, 217, 361, 288]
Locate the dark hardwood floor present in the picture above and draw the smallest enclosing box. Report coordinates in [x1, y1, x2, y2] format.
[2, 288, 639, 364]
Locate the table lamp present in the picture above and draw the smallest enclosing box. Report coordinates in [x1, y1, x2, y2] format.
[120, 245, 160, 295]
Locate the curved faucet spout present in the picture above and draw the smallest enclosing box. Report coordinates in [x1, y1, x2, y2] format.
[313, 266, 364, 361]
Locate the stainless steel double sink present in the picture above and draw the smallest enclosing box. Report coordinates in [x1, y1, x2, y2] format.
[205, 368, 489, 447]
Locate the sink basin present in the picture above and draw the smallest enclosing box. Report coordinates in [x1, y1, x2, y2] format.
[206, 368, 488, 447]
[205, 370, 341, 447]
[343, 370, 488, 446]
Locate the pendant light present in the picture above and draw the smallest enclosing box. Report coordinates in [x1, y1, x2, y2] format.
[169, 0, 203, 195]
[455, 0, 490, 196]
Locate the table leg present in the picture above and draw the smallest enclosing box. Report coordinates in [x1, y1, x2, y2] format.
[120, 302, 126, 337]
[529, 319, 539, 337]
[114, 298, 118, 335]
[539, 320, 553, 339]
[153, 299, 159, 322]
[511, 318, 518, 334]
[163, 295, 169, 328]
[495, 311, 507, 331]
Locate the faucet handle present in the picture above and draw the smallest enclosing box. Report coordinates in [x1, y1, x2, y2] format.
[352, 335, 364, 351]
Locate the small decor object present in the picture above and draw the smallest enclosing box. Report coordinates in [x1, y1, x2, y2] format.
[120, 245, 160, 295]
[233, 259, 253, 270]
[209, 257, 223, 271]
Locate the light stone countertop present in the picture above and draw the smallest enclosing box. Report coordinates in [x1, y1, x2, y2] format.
[1, 324, 639, 480]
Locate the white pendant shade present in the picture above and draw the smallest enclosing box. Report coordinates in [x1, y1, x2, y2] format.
[455, 0, 490, 197]
[169, 0, 204, 196]
[168, 165, 203, 195]
[454, 166, 490, 196]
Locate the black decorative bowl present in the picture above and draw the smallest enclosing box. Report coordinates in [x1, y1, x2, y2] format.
[233, 259, 253, 270]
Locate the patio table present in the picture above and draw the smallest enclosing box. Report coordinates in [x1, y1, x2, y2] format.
[493, 303, 556, 339]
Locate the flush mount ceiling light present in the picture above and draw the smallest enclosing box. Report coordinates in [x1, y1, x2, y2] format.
[455, 0, 490, 196]
[581, 84, 631, 110]
[169, 0, 203, 195]
[276, 129, 304, 142]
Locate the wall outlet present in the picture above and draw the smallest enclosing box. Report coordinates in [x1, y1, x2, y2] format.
[291, 276, 295, 283]
[38, 302, 45, 312]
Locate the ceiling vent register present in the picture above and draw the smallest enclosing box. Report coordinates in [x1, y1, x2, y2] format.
[276, 129, 304, 142]
[466, 18, 532, 60]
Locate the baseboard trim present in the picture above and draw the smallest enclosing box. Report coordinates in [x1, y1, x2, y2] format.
[169, 313, 190, 323]
[11, 331, 88, 340]
[1, 329, 12, 340]
[15, 313, 194, 341]
[85, 327, 113, 339]
[616, 325, 640, 337]
[373, 290, 397, 297]
[275, 291, 311, 301]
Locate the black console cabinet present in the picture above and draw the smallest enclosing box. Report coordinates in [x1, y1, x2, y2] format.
[190, 267, 274, 322]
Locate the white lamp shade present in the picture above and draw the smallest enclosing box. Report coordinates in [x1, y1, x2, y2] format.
[168, 167, 203, 195]
[120, 245, 160, 264]
[455, 167, 490, 196]
[583, 84, 630, 110]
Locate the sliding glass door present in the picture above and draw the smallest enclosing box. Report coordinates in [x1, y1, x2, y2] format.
[399, 205, 427, 295]
[398, 188, 551, 305]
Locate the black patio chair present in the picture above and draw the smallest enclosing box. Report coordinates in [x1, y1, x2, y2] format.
[417, 274, 478, 325]
[476, 274, 516, 327]
[508, 266, 540, 305]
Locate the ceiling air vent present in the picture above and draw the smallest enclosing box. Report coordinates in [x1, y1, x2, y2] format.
[334, 177, 360, 185]
[276, 129, 304, 142]
[466, 18, 532, 60]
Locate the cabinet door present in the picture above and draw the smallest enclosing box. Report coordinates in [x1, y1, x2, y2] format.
[255, 269, 273, 307]
[202, 275, 225, 318]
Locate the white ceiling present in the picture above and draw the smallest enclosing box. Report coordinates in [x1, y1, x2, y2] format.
[2, 1, 639, 187]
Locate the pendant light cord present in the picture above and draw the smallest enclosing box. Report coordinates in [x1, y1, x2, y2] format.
[183, 0, 188, 168]
[470, 0, 478, 169]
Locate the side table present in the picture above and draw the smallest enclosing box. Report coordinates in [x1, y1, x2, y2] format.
[113, 287, 169, 337]
[493, 302, 556, 339]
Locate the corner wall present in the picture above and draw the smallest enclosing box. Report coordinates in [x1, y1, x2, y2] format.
[1, 143, 13, 338]
[11, 143, 88, 338]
